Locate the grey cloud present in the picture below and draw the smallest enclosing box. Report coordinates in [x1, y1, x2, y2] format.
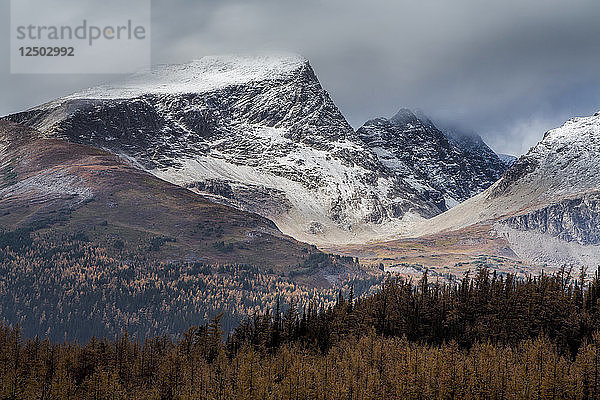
[2, 0, 600, 155]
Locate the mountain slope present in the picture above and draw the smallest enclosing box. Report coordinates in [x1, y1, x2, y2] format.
[441, 124, 509, 187]
[4, 56, 511, 246]
[412, 110, 600, 266]
[4, 55, 446, 245]
[357, 109, 507, 209]
[0, 121, 378, 341]
[0, 121, 317, 268]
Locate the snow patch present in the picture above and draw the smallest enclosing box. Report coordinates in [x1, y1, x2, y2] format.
[58, 54, 307, 100]
[0, 169, 93, 203]
[495, 224, 600, 269]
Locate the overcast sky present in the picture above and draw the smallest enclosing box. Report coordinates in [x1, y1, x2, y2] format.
[2, 0, 600, 155]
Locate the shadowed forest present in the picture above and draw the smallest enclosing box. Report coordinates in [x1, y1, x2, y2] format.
[0, 232, 377, 341]
[2, 267, 600, 399]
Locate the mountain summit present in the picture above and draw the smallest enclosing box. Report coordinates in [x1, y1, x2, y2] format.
[414, 110, 600, 266]
[5, 56, 506, 245]
[357, 109, 507, 209]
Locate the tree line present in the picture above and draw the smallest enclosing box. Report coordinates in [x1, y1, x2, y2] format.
[0, 233, 382, 342]
[2, 266, 600, 399]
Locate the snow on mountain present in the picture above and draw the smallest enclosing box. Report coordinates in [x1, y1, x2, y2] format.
[57, 54, 309, 100]
[415, 110, 600, 254]
[6, 55, 451, 245]
[4, 55, 512, 246]
[357, 109, 507, 210]
[490, 111, 600, 210]
[498, 154, 517, 167]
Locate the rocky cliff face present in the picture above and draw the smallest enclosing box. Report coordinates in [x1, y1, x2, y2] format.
[416, 110, 600, 253]
[357, 109, 507, 209]
[442, 125, 509, 188]
[4, 55, 507, 245]
[500, 191, 600, 245]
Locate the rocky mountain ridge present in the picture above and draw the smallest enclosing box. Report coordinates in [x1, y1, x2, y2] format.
[4, 55, 509, 245]
[357, 109, 508, 209]
[411, 110, 600, 266]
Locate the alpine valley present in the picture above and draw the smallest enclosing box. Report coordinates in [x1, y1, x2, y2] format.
[2, 54, 600, 340]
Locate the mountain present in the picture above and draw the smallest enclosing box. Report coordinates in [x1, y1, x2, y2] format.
[415, 110, 600, 267]
[0, 120, 376, 340]
[0, 120, 317, 269]
[356, 109, 508, 210]
[4, 55, 451, 246]
[440, 123, 509, 180]
[498, 153, 518, 167]
[3, 56, 510, 246]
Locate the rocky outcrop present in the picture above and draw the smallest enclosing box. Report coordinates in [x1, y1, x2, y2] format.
[501, 192, 600, 245]
[357, 109, 507, 210]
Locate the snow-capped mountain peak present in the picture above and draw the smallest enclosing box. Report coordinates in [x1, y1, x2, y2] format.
[541, 111, 600, 144]
[357, 109, 508, 210]
[60, 54, 309, 101]
[5, 58, 509, 245]
[415, 109, 600, 267]
[8, 56, 447, 245]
